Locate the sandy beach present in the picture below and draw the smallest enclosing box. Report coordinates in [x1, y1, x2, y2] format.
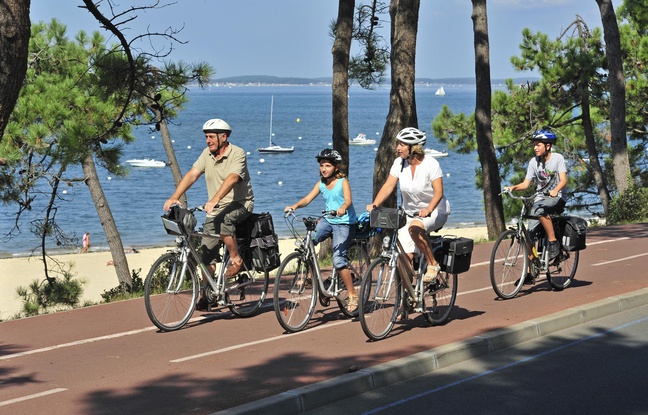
[0, 226, 488, 320]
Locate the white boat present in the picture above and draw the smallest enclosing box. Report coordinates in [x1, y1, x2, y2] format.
[425, 148, 449, 158]
[349, 133, 376, 146]
[257, 96, 294, 154]
[126, 158, 166, 167]
[435, 86, 446, 96]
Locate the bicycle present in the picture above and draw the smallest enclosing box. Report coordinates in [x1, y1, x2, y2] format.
[144, 205, 270, 331]
[273, 209, 370, 333]
[490, 188, 579, 299]
[358, 210, 461, 341]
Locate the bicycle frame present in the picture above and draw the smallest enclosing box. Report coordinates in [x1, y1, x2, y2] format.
[273, 210, 370, 332]
[359, 215, 459, 340]
[145, 206, 270, 331]
[287, 212, 352, 300]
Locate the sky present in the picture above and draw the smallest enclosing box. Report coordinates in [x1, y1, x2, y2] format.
[29, 0, 604, 81]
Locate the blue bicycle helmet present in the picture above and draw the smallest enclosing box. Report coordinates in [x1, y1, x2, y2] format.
[530, 129, 557, 144]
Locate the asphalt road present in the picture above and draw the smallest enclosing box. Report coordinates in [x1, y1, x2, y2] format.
[1, 223, 647, 415]
[304, 303, 648, 415]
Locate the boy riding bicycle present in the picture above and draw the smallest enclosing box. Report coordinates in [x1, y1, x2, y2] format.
[504, 129, 568, 261]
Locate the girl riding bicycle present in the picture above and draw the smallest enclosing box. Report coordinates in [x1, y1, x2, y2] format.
[284, 149, 359, 312]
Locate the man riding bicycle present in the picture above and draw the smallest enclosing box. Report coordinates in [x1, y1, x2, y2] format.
[163, 118, 254, 310]
[504, 129, 568, 260]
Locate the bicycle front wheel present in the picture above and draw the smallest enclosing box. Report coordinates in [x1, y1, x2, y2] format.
[547, 248, 579, 290]
[228, 268, 270, 317]
[144, 252, 200, 331]
[359, 257, 401, 341]
[336, 241, 370, 317]
[490, 229, 529, 299]
[422, 270, 458, 325]
[273, 251, 318, 332]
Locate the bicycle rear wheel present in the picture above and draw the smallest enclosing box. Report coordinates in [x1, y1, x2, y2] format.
[422, 271, 458, 325]
[273, 251, 318, 332]
[336, 241, 370, 317]
[144, 252, 200, 331]
[547, 248, 579, 290]
[490, 229, 529, 299]
[228, 267, 270, 317]
[359, 257, 401, 341]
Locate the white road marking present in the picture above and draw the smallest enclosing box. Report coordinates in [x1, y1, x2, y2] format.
[592, 252, 648, 266]
[0, 327, 158, 361]
[170, 320, 351, 363]
[0, 388, 67, 407]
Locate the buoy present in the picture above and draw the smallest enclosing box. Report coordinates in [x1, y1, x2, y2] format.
[278, 181, 283, 186]
[107, 176, 112, 180]
[187, 145, 192, 149]
[257, 171, 262, 175]
[260, 158, 265, 163]
[296, 118, 300, 123]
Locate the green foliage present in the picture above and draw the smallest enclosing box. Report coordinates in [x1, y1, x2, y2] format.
[100, 269, 144, 302]
[432, 12, 648, 222]
[16, 271, 85, 317]
[607, 182, 648, 225]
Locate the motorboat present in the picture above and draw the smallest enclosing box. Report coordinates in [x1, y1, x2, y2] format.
[425, 148, 449, 158]
[349, 133, 376, 146]
[257, 96, 294, 154]
[126, 158, 166, 167]
[257, 143, 295, 154]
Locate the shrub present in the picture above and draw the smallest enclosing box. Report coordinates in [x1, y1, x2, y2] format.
[101, 269, 144, 302]
[16, 272, 85, 317]
[607, 184, 648, 225]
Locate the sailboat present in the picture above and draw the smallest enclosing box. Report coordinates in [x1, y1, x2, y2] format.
[257, 96, 294, 154]
[435, 86, 446, 96]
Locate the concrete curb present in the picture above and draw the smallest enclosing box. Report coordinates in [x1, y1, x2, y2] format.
[213, 287, 648, 415]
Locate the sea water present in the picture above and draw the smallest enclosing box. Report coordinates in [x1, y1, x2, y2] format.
[0, 84, 486, 256]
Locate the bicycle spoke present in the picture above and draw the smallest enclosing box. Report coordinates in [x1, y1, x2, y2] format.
[359, 257, 400, 341]
[490, 229, 528, 299]
[144, 252, 199, 331]
[273, 252, 317, 332]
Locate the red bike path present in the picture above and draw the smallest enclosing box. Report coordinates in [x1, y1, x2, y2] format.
[1, 223, 647, 415]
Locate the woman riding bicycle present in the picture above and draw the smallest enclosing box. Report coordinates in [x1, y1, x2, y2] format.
[367, 127, 451, 284]
[284, 148, 359, 312]
[503, 129, 568, 261]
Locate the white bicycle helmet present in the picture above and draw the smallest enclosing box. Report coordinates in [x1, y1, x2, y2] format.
[396, 127, 426, 145]
[202, 119, 232, 134]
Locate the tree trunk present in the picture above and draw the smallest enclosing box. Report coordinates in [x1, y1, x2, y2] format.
[81, 153, 132, 286]
[596, 0, 630, 194]
[332, 0, 354, 171]
[142, 95, 187, 207]
[581, 91, 611, 214]
[471, 0, 505, 239]
[372, 0, 420, 206]
[0, 0, 30, 143]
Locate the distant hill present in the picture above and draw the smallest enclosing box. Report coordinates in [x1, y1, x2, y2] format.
[211, 75, 539, 86]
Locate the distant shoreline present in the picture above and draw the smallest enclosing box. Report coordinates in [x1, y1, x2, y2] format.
[203, 75, 539, 87]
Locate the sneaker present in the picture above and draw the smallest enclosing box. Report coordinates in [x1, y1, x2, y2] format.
[547, 241, 560, 260]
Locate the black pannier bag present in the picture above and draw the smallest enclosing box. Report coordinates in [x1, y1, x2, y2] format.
[236, 212, 281, 272]
[440, 237, 474, 274]
[370, 207, 407, 230]
[559, 216, 587, 251]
